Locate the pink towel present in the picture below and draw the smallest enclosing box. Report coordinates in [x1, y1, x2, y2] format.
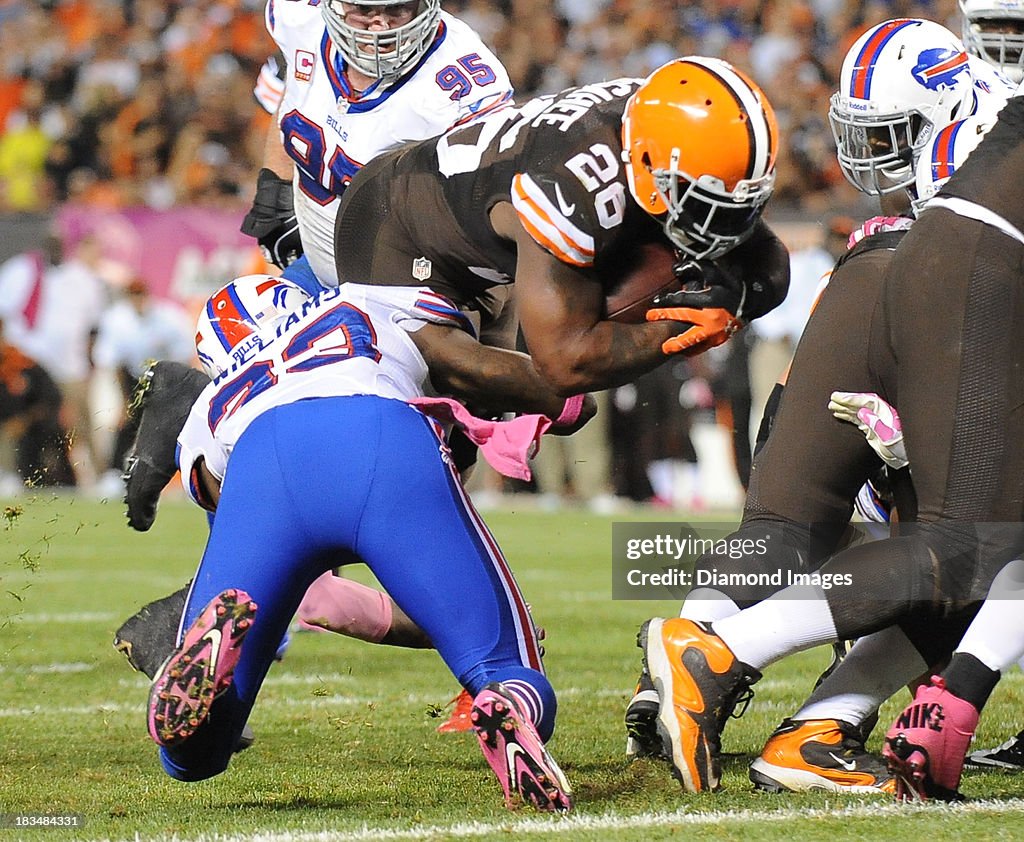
[408, 397, 551, 481]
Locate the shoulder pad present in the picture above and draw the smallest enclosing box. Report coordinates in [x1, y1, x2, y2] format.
[834, 228, 908, 271]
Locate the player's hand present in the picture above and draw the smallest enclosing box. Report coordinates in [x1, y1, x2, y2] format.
[829, 391, 909, 469]
[240, 168, 304, 269]
[645, 306, 741, 356]
[653, 259, 748, 319]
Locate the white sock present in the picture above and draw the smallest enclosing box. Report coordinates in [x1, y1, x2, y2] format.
[713, 585, 836, 671]
[680, 588, 740, 623]
[794, 626, 928, 724]
[646, 459, 674, 501]
[957, 558, 1024, 672]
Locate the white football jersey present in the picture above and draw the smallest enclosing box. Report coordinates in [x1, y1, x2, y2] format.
[269, 4, 514, 286]
[178, 283, 474, 502]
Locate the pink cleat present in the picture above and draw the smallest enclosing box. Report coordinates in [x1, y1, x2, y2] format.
[883, 676, 979, 802]
[147, 589, 257, 747]
[471, 683, 573, 812]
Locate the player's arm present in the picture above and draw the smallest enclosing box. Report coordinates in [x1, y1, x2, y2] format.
[190, 457, 221, 510]
[409, 322, 596, 434]
[721, 219, 790, 320]
[240, 50, 302, 268]
[491, 203, 681, 395]
[261, 99, 294, 179]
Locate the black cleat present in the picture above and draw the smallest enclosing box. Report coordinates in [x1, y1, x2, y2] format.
[123, 361, 210, 531]
[965, 728, 1024, 771]
[625, 665, 668, 760]
[113, 585, 189, 679]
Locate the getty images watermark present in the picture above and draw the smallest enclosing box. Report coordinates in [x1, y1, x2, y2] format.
[610, 522, 854, 600]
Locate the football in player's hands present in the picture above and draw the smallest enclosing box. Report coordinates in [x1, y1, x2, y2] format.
[604, 240, 683, 323]
[652, 259, 745, 317]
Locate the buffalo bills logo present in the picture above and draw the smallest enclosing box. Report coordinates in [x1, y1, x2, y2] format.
[912, 48, 969, 91]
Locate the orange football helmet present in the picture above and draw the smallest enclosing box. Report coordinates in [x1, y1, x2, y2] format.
[621, 57, 779, 260]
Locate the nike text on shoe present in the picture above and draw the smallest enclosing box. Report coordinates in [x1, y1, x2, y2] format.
[437, 688, 474, 734]
[749, 718, 896, 794]
[883, 676, 979, 802]
[471, 683, 573, 812]
[625, 665, 669, 760]
[965, 728, 1024, 770]
[147, 589, 257, 747]
[640, 617, 760, 792]
[123, 361, 210, 531]
[114, 585, 189, 679]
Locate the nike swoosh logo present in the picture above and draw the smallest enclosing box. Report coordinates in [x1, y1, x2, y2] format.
[203, 628, 223, 672]
[505, 740, 528, 786]
[553, 183, 576, 217]
[829, 752, 857, 771]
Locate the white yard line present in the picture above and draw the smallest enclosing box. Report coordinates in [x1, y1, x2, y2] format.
[97, 799, 1024, 842]
[0, 680, 673, 717]
[6, 611, 117, 623]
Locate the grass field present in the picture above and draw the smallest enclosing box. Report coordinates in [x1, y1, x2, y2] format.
[2, 493, 1024, 841]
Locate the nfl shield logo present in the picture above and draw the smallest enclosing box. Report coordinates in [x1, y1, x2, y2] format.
[412, 257, 432, 281]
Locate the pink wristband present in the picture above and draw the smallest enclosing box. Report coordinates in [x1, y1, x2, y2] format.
[555, 394, 586, 427]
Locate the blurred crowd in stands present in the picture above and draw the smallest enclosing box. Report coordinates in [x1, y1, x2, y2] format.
[0, 0, 959, 214]
[0, 0, 961, 505]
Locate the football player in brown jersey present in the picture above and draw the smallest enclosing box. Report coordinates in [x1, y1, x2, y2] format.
[628, 21, 1020, 795]
[636, 84, 1024, 797]
[334, 56, 790, 394]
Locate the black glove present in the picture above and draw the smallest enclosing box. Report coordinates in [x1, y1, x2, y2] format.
[240, 168, 303, 269]
[654, 259, 748, 320]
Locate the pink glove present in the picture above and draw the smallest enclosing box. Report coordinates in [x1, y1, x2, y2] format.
[828, 391, 908, 469]
[847, 216, 914, 249]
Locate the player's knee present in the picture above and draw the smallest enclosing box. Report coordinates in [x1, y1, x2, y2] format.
[158, 745, 231, 782]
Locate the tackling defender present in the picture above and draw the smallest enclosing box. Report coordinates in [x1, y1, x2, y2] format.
[149, 275, 594, 810]
[117, 1, 516, 718]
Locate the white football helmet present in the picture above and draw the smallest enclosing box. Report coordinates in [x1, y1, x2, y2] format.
[829, 19, 977, 196]
[912, 114, 994, 215]
[961, 0, 1024, 82]
[195, 275, 310, 377]
[322, 0, 441, 83]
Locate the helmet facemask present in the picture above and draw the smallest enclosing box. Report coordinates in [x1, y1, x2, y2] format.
[962, 15, 1024, 82]
[653, 148, 776, 260]
[829, 94, 932, 195]
[322, 0, 441, 84]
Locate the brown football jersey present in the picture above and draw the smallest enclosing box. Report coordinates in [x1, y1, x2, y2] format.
[334, 79, 669, 321]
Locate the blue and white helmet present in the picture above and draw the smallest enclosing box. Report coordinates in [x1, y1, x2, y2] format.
[195, 275, 309, 377]
[830, 19, 977, 196]
[912, 114, 994, 214]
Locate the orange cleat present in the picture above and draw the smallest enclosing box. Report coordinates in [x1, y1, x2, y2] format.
[750, 718, 896, 794]
[639, 617, 759, 792]
[436, 688, 474, 733]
